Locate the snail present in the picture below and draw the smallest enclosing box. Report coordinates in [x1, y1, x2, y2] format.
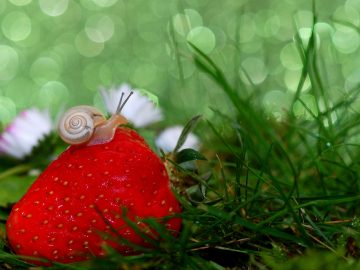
[58, 92, 133, 146]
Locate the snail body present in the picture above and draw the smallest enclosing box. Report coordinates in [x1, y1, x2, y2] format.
[58, 92, 132, 146]
[86, 113, 128, 146]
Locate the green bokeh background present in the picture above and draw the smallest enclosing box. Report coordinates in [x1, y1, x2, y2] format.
[0, 0, 356, 127]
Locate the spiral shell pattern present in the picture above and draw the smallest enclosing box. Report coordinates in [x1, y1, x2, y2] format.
[58, 106, 105, 145]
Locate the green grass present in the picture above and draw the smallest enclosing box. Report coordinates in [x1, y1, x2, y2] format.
[2, 2, 360, 270]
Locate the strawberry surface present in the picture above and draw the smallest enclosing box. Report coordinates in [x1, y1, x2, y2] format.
[6, 128, 181, 264]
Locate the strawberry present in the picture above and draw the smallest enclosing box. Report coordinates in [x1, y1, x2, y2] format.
[6, 127, 181, 264]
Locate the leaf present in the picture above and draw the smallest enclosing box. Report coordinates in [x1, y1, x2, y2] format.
[209, 261, 226, 270]
[0, 223, 5, 249]
[0, 176, 36, 207]
[174, 115, 202, 153]
[176, 148, 206, 164]
[0, 209, 8, 221]
[0, 165, 32, 181]
[137, 88, 160, 107]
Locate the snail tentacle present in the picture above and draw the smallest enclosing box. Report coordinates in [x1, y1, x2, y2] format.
[86, 91, 133, 146]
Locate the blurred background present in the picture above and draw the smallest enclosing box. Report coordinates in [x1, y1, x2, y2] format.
[2, 2, 360, 267]
[0, 0, 356, 127]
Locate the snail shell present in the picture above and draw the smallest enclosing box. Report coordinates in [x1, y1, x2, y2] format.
[58, 106, 106, 145]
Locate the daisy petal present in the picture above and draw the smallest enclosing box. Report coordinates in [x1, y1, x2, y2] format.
[100, 84, 163, 128]
[155, 125, 200, 153]
[0, 108, 53, 159]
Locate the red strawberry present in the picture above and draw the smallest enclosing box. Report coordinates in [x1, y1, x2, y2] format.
[6, 127, 181, 264]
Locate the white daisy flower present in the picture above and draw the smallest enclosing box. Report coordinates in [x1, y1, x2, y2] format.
[155, 125, 200, 153]
[0, 108, 52, 159]
[100, 83, 163, 128]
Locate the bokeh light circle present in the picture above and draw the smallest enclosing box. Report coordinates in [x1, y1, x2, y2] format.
[255, 10, 280, 38]
[82, 62, 105, 92]
[212, 26, 227, 50]
[53, 42, 78, 67]
[172, 14, 190, 36]
[241, 40, 263, 54]
[332, 28, 360, 54]
[333, 5, 359, 30]
[75, 31, 104, 57]
[0, 1, 6, 14]
[5, 78, 37, 109]
[9, 0, 31, 6]
[151, 0, 177, 18]
[30, 57, 62, 85]
[240, 57, 268, 85]
[80, 0, 101, 11]
[37, 81, 69, 113]
[2, 11, 31, 42]
[92, 0, 118, 7]
[39, 0, 69, 17]
[346, 0, 360, 10]
[172, 9, 203, 36]
[0, 96, 16, 126]
[130, 63, 157, 87]
[293, 94, 318, 120]
[294, 10, 313, 29]
[314, 22, 334, 36]
[15, 22, 41, 48]
[238, 14, 256, 43]
[187, 26, 216, 54]
[0, 45, 18, 81]
[168, 58, 195, 79]
[263, 90, 291, 120]
[284, 70, 311, 92]
[280, 43, 303, 70]
[298, 27, 313, 47]
[85, 14, 114, 43]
